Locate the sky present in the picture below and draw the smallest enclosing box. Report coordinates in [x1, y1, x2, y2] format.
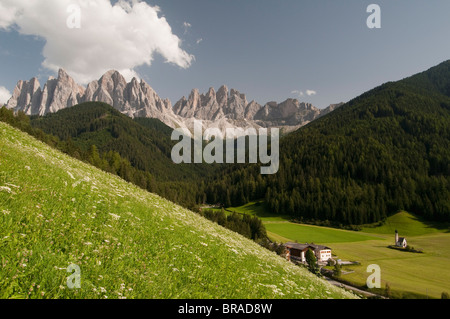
[0, 0, 450, 108]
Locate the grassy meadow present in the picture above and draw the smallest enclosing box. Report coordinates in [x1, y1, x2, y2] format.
[226, 202, 450, 299]
[0, 122, 356, 299]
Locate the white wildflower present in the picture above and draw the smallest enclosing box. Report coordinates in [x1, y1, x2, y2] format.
[5, 183, 19, 189]
[109, 213, 120, 220]
[0, 186, 11, 193]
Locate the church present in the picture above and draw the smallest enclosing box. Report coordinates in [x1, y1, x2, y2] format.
[395, 230, 407, 248]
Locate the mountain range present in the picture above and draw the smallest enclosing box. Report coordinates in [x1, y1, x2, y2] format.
[6, 69, 342, 135]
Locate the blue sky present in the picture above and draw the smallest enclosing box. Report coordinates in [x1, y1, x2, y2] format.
[1, 0, 450, 108]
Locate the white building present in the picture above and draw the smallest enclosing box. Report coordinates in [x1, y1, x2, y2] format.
[284, 242, 332, 263]
[395, 230, 407, 248]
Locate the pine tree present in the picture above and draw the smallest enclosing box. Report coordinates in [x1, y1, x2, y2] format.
[305, 249, 319, 275]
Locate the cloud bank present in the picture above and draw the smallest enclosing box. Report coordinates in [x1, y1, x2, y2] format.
[0, 0, 194, 84]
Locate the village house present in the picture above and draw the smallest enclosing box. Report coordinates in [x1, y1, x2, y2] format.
[395, 230, 407, 248]
[284, 242, 332, 264]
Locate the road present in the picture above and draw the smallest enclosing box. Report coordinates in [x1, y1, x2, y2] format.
[323, 276, 386, 299]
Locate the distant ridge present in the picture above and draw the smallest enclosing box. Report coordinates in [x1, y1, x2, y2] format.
[6, 69, 342, 135]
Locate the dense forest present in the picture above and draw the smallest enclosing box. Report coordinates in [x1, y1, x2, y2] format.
[205, 61, 450, 224]
[200, 208, 267, 241]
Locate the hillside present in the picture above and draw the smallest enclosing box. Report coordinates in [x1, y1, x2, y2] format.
[206, 60, 450, 225]
[28, 102, 219, 209]
[362, 211, 449, 237]
[0, 121, 355, 299]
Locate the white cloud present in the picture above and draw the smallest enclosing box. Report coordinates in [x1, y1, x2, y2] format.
[291, 90, 304, 97]
[0, 0, 195, 84]
[183, 21, 192, 34]
[306, 90, 317, 96]
[0, 86, 11, 105]
[196, 38, 203, 45]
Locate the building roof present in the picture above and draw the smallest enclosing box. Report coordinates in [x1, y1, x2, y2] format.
[284, 242, 331, 252]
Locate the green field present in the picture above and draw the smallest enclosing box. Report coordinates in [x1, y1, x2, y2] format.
[0, 122, 355, 299]
[212, 201, 290, 222]
[225, 202, 450, 299]
[264, 223, 382, 244]
[334, 212, 450, 299]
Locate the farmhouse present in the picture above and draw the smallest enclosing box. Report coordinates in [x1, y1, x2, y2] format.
[284, 242, 332, 264]
[395, 230, 407, 248]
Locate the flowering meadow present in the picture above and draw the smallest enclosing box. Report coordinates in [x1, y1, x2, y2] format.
[0, 121, 356, 299]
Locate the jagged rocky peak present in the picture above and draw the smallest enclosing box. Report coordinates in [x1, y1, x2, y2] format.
[245, 100, 262, 120]
[216, 85, 228, 106]
[173, 85, 256, 121]
[206, 87, 216, 98]
[6, 78, 39, 113]
[6, 69, 174, 120]
[321, 102, 344, 115]
[6, 68, 85, 115]
[230, 88, 246, 101]
[253, 98, 324, 127]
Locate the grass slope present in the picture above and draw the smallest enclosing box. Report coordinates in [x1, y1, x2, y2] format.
[0, 122, 355, 299]
[362, 211, 450, 236]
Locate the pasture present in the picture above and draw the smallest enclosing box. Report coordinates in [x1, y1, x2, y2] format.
[225, 202, 450, 299]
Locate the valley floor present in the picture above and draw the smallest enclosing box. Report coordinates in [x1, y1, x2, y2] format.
[225, 202, 450, 299]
